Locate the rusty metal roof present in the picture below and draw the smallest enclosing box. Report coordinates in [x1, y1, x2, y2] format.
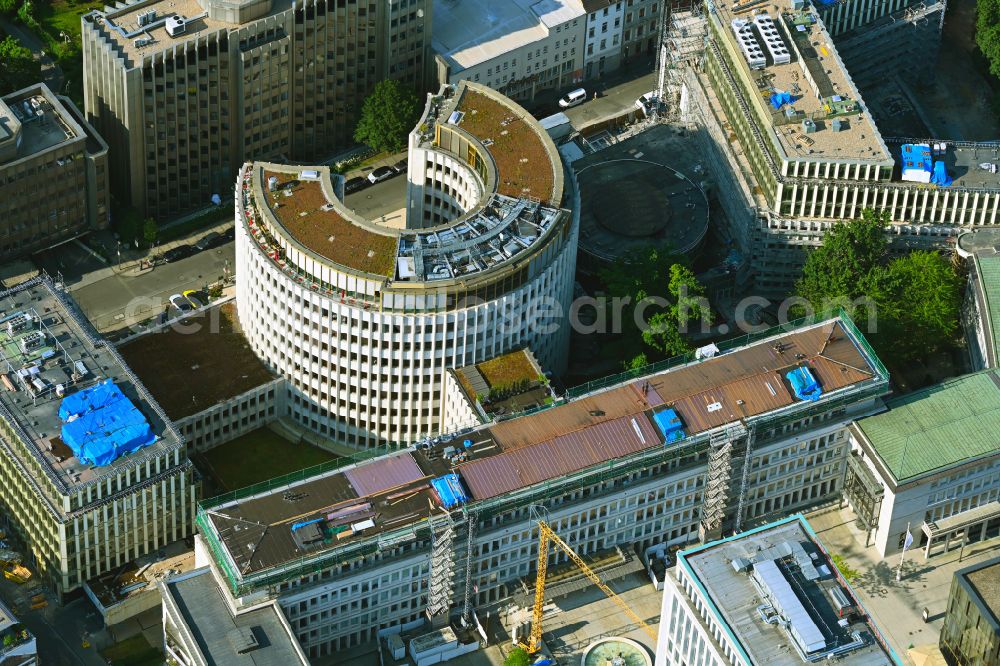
[343, 452, 427, 497]
[459, 413, 661, 500]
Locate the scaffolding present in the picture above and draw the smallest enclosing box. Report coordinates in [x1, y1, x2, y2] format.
[427, 514, 457, 618]
[656, 5, 708, 124]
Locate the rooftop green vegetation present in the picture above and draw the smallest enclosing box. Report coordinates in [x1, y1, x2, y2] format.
[197, 428, 339, 493]
[855, 369, 1000, 484]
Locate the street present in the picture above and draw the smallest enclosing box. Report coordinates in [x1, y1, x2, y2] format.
[0, 576, 106, 666]
[70, 243, 234, 334]
[344, 174, 408, 225]
[561, 70, 656, 129]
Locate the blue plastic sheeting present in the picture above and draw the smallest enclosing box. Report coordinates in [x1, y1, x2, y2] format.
[900, 144, 933, 183]
[291, 517, 324, 531]
[931, 160, 953, 186]
[59, 381, 157, 466]
[769, 91, 794, 109]
[432, 474, 469, 509]
[535, 661, 555, 666]
[58, 380, 124, 421]
[653, 408, 687, 443]
[786, 367, 822, 402]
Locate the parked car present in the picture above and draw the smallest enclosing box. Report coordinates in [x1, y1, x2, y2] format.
[558, 88, 587, 109]
[183, 289, 206, 308]
[219, 227, 235, 242]
[162, 244, 195, 263]
[636, 91, 661, 115]
[345, 177, 369, 194]
[168, 294, 192, 312]
[367, 165, 397, 184]
[393, 158, 408, 174]
[195, 232, 221, 251]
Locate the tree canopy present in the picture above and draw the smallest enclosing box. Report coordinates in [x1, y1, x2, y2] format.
[353, 79, 421, 154]
[978, 0, 1000, 79]
[795, 208, 962, 363]
[504, 647, 532, 666]
[0, 36, 41, 97]
[599, 247, 711, 369]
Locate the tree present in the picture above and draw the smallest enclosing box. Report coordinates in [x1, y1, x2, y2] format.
[599, 247, 710, 368]
[504, 647, 532, 666]
[353, 80, 421, 154]
[0, 0, 20, 17]
[142, 218, 158, 245]
[0, 36, 41, 97]
[795, 208, 889, 308]
[979, 0, 1000, 79]
[796, 208, 962, 364]
[867, 251, 962, 361]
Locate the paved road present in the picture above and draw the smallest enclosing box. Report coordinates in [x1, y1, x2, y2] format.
[0, 18, 65, 93]
[0, 577, 106, 666]
[70, 243, 234, 333]
[562, 70, 657, 130]
[343, 175, 408, 224]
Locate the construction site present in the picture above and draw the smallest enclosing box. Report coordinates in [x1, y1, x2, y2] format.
[195, 312, 891, 661]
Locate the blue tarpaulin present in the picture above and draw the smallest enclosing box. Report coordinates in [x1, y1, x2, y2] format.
[931, 160, 953, 186]
[58, 380, 124, 420]
[291, 517, 324, 531]
[900, 144, 933, 183]
[432, 474, 469, 509]
[769, 91, 794, 109]
[786, 367, 822, 401]
[59, 381, 157, 466]
[653, 408, 687, 443]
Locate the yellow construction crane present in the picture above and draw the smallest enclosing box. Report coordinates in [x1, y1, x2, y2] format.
[520, 520, 657, 654]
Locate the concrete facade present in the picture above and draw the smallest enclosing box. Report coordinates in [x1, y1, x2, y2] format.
[82, 0, 432, 219]
[0, 83, 109, 260]
[235, 83, 576, 448]
[0, 279, 196, 598]
[193, 315, 891, 659]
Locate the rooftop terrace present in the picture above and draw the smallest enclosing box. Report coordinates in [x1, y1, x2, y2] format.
[713, 0, 890, 163]
[852, 369, 1000, 486]
[0, 85, 80, 164]
[677, 515, 898, 665]
[245, 159, 566, 284]
[118, 303, 275, 420]
[0, 279, 182, 497]
[199, 315, 886, 588]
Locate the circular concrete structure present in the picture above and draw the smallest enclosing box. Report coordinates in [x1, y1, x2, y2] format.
[235, 81, 577, 449]
[581, 637, 652, 666]
[576, 158, 709, 269]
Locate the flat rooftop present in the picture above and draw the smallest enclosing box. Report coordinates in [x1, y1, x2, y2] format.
[118, 302, 275, 420]
[959, 557, 1000, 628]
[452, 87, 559, 202]
[713, 1, 890, 162]
[86, 539, 194, 610]
[454, 348, 550, 415]
[853, 369, 1000, 486]
[887, 141, 1000, 189]
[201, 316, 885, 583]
[0, 279, 182, 497]
[432, 0, 582, 72]
[161, 567, 307, 665]
[1, 85, 80, 163]
[86, 0, 292, 64]
[247, 159, 565, 281]
[678, 515, 898, 665]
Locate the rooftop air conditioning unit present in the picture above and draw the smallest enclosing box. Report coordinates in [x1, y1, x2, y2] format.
[165, 16, 186, 37]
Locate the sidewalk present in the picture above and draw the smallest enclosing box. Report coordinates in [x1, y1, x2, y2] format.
[110, 219, 235, 278]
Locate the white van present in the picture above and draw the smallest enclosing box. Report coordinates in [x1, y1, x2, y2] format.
[558, 88, 587, 109]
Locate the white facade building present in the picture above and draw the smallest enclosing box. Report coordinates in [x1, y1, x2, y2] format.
[655, 515, 901, 666]
[845, 370, 1000, 559]
[431, 0, 585, 103]
[235, 82, 576, 448]
[582, 0, 625, 78]
[194, 314, 893, 659]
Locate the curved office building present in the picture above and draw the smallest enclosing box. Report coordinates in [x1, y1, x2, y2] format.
[235, 82, 577, 448]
